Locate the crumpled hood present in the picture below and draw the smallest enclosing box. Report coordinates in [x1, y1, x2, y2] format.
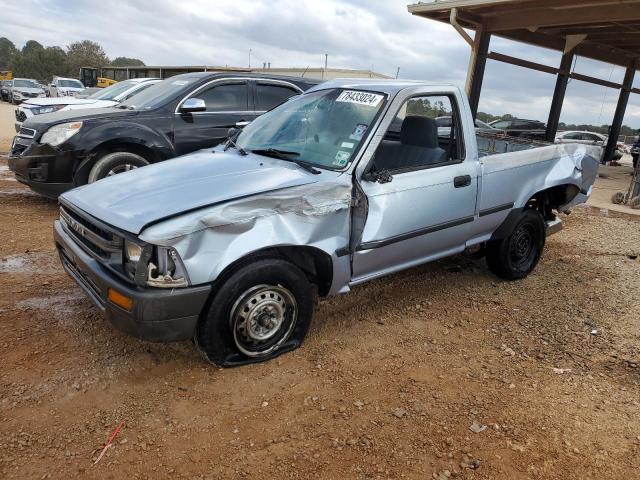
[61, 149, 335, 235]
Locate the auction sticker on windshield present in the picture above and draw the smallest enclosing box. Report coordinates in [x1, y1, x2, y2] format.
[336, 91, 383, 107]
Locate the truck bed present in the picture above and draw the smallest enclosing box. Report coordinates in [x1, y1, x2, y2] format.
[474, 131, 601, 222]
[477, 131, 549, 157]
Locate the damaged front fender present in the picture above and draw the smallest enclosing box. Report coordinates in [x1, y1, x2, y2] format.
[139, 180, 354, 292]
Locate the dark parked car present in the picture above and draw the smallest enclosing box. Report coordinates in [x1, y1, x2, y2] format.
[8, 72, 317, 198]
[489, 118, 546, 140]
[1, 80, 12, 102]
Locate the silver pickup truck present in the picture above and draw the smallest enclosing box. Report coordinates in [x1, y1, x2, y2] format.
[54, 79, 600, 366]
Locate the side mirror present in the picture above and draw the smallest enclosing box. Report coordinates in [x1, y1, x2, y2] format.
[227, 127, 238, 139]
[50, 84, 55, 88]
[180, 98, 206, 113]
[362, 168, 393, 184]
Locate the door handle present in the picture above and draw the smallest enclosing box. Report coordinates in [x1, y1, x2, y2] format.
[235, 121, 250, 127]
[454, 175, 471, 188]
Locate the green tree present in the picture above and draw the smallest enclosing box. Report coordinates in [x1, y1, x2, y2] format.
[21, 39, 44, 55]
[111, 56, 145, 67]
[12, 42, 68, 82]
[65, 40, 109, 78]
[0, 37, 18, 70]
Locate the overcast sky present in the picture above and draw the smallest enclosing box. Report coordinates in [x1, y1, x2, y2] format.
[2, 0, 639, 128]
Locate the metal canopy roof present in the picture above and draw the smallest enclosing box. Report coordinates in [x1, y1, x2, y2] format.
[408, 0, 640, 69]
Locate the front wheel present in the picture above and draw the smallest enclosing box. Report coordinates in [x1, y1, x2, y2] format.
[88, 152, 149, 183]
[195, 258, 315, 366]
[486, 209, 546, 280]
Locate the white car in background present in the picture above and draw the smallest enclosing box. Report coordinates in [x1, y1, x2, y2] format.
[48, 76, 86, 97]
[15, 78, 160, 131]
[9, 78, 46, 104]
[555, 130, 622, 161]
[555, 130, 606, 146]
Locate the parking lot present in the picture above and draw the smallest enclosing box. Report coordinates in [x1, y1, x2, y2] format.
[2, 100, 640, 480]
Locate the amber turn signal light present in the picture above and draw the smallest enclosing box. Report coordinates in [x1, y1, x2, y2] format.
[107, 288, 133, 311]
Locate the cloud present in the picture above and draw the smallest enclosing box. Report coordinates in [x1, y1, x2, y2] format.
[1, 0, 638, 127]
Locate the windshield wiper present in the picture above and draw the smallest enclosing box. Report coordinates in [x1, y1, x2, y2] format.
[223, 129, 248, 155]
[250, 148, 321, 174]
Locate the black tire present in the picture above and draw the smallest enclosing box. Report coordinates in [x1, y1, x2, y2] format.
[87, 152, 149, 183]
[486, 209, 546, 280]
[195, 258, 315, 367]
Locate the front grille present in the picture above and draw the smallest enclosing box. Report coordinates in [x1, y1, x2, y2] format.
[15, 110, 27, 122]
[59, 248, 103, 304]
[59, 206, 123, 261]
[10, 138, 29, 157]
[17, 127, 35, 138]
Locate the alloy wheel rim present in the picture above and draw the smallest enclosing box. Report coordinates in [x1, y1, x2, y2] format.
[107, 164, 138, 176]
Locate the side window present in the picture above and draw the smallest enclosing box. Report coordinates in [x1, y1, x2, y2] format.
[564, 132, 581, 140]
[198, 82, 248, 112]
[121, 83, 154, 101]
[256, 83, 299, 111]
[371, 95, 463, 173]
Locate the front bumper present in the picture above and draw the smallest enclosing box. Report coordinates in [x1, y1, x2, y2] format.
[8, 138, 76, 198]
[54, 219, 211, 342]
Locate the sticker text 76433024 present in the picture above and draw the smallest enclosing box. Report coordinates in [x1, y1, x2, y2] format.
[336, 90, 384, 107]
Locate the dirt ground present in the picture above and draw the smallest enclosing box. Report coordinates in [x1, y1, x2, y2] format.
[0, 102, 16, 152]
[2, 106, 640, 480]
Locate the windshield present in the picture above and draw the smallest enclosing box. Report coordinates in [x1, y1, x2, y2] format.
[88, 79, 139, 101]
[119, 76, 198, 110]
[236, 88, 386, 170]
[59, 79, 83, 88]
[14, 79, 40, 89]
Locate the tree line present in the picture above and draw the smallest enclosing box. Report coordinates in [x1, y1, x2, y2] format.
[0, 37, 145, 83]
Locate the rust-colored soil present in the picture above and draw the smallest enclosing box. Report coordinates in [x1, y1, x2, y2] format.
[1, 157, 640, 479]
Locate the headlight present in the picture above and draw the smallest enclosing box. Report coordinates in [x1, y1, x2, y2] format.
[125, 240, 143, 263]
[33, 105, 65, 115]
[147, 246, 189, 288]
[40, 121, 82, 146]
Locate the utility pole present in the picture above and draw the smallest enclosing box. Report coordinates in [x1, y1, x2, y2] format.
[323, 53, 328, 80]
[248, 49, 252, 69]
[395, 67, 400, 79]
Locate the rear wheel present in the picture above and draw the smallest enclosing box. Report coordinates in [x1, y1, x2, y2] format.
[88, 152, 149, 183]
[195, 258, 314, 366]
[486, 209, 545, 280]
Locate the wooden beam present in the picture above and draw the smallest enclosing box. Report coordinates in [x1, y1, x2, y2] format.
[568, 72, 622, 90]
[546, 50, 575, 142]
[494, 29, 636, 68]
[487, 51, 629, 91]
[604, 61, 637, 163]
[468, 28, 491, 119]
[487, 3, 640, 32]
[487, 52, 559, 75]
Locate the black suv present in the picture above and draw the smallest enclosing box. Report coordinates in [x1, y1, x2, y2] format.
[489, 118, 546, 140]
[9, 73, 317, 198]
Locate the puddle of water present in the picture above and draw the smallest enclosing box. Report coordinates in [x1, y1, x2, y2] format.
[0, 188, 40, 196]
[15, 292, 89, 324]
[0, 253, 60, 274]
[0, 165, 15, 182]
[16, 292, 86, 310]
